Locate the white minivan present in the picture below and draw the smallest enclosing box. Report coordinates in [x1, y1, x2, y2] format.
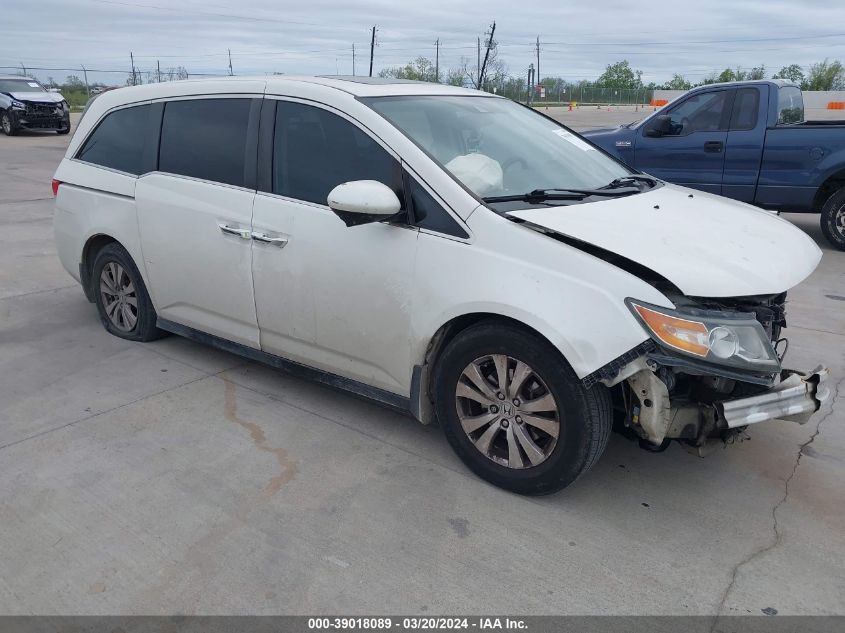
[53, 76, 829, 494]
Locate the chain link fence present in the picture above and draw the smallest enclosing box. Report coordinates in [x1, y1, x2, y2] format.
[496, 83, 655, 106]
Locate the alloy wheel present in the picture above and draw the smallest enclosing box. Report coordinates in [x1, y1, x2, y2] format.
[99, 262, 138, 332]
[455, 354, 561, 469]
[1, 113, 10, 135]
[837, 204, 845, 236]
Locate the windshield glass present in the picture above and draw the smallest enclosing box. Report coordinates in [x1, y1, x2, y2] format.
[367, 95, 631, 199]
[0, 78, 46, 93]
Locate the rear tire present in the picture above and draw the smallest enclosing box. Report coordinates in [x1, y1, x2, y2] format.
[820, 188, 845, 252]
[432, 322, 612, 495]
[91, 243, 166, 342]
[1, 110, 18, 136]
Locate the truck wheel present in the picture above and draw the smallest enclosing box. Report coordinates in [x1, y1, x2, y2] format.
[432, 321, 612, 495]
[91, 243, 166, 342]
[820, 188, 845, 252]
[1, 110, 18, 136]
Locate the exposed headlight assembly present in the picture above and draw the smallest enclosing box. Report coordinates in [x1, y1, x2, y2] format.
[10, 99, 26, 110]
[627, 300, 780, 373]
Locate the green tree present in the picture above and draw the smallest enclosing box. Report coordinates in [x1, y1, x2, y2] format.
[378, 57, 436, 82]
[597, 60, 642, 89]
[445, 68, 465, 87]
[716, 68, 736, 83]
[804, 59, 845, 90]
[664, 74, 692, 90]
[64, 75, 85, 89]
[773, 64, 805, 84]
[747, 65, 766, 80]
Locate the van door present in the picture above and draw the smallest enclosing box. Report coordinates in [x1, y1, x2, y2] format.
[635, 89, 734, 194]
[250, 98, 418, 395]
[136, 97, 262, 348]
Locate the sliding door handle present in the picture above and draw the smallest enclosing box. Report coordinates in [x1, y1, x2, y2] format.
[218, 223, 251, 239]
[252, 232, 289, 247]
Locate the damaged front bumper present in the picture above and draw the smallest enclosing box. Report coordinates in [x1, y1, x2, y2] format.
[622, 364, 830, 449]
[718, 367, 830, 428]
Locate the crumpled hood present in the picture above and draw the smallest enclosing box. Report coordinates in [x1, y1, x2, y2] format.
[507, 184, 822, 297]
[8, 91, 65, 104]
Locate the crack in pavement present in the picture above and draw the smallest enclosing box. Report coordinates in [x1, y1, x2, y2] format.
[710, 374, 844, 628]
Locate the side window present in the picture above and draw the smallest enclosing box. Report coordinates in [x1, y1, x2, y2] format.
[730, 88, 760, 131]
[407, 175, 469, 238]
[159, 98, 251, 187]
[665, 91, 730, 135]
[273, 101, 402, 206]
[76, 104, 151, 175]
[777, 87, 804, 125]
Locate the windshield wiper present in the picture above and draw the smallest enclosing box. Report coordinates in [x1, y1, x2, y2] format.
[483, 186, 640, 204]
[602, 174, 659, 189]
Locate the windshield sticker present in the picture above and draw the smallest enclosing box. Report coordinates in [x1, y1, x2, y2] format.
[27, 82, 40, 88]
[553, 128, 596, 152]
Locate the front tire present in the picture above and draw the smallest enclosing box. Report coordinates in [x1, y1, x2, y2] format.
[91, 243, 165, 342]
[1, 110, 18, 136]
[820, 188, 845, 252]
[433, 322, 612, 495]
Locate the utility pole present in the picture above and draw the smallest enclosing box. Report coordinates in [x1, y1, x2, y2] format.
[435, 38, 440, 82]
[228, 49, 233, 76]
[478, 21, 496, 91]
[157, 60, 161, 83]
[368, 26, 376, 77]
[352, 43, 356, 76]
[130, 51, 136, 86]
[81, 65, 90, 98]
[536, 35, 540, 89]
[20, 63, 26, 77]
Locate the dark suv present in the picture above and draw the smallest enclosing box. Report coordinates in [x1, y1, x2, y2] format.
[0, 75, 71, 136]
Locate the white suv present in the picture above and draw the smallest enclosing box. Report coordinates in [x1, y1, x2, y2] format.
[53, 76, 829, 494]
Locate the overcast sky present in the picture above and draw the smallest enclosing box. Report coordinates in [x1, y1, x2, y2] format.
[2, 0, 844, 85]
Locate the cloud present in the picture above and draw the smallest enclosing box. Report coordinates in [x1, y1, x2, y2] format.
[2, 0, 843, 85]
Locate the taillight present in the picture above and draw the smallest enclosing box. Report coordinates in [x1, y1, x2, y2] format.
[52, 179, 61, 196]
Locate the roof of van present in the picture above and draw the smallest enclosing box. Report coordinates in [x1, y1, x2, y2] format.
[88, 74, 489, 105]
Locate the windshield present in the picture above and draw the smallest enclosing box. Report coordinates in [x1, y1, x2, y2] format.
[367, 95, 631, 199]
[0, 78, 46, 93]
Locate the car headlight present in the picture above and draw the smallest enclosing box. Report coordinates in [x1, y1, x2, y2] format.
[60, 100, 69, 111]
[11, 99, 26, 110]
[627, 300, 780, 372]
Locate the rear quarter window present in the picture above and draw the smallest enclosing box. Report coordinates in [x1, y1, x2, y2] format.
[76, 104, 151, 175]
[777, 86, 804, 124]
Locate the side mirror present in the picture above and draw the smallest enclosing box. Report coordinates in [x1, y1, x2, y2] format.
[644, 114, 674, 137]
[327, 180, 402, 227]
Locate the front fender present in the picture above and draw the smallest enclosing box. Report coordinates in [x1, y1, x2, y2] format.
[411, 209, 673, 381]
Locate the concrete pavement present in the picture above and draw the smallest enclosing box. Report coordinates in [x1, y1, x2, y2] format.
[0, 114, 843, 616]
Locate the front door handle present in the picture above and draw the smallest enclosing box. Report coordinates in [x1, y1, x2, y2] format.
[703, 141, 724, 153]
[218, 223, 251, 239]
[252, 232, 289, 247]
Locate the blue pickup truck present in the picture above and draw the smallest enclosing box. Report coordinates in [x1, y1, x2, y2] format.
[582, 80, 845, 250]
